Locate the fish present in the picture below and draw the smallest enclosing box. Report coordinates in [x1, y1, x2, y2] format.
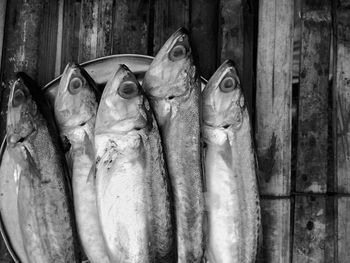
[6, 75, 79, 263]
[202, 60, 261, 263]
[0, 143, 29, 263]
[95, 64, 174, 262]
[143, 27, 205, 263]
[54, 63, 110, 263]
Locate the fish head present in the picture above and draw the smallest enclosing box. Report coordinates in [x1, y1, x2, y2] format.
[143, 27, 196, 100]
[95, 64, 149, 134]
[55, 62, 100, 129]
[203, 60, 245, 129]
[7, 79, 38, 146]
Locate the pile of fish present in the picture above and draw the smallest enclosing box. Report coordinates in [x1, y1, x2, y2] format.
[0, 28, 261, 263]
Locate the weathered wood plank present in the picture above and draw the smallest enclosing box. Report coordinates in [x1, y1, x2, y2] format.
[153, 0, 190, 54]
[255, 0, 293, 195]
[337, 197, 350, 262]
[37, 0, 59, 86]
[78, 0, 99, 62]
[60, 0, 81, 71]
[96, 0, 113, 57]
[55, 0, 64, 76]
[296, 0, 332, 193]
[335, 0, 350, 193]
[0, 0, 7, 73]
[190, 0, 219, 80]
[219, 0, 244, 77]
[257, 199, 290, 263]
[113, 0, 150, 54]
[292, 196, 335, 263]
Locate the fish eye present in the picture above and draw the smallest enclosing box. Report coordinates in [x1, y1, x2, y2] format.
[118, 81, 139, 99]
[169, 44, 187, 61]
[12, 89, 25, 107]
[219, 77, 237, 93]
[68, 77, 83, 94]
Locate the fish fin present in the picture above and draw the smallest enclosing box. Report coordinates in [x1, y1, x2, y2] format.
[22, 146, 41, 179]
[86, 163, 96, 184]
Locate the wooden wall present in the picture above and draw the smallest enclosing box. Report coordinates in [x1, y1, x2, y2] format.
[1, 0, 350, 262]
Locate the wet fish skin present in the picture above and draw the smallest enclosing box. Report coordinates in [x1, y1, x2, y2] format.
[0, 144, 29, 263]
[6, 78, 79, 263]
[202, 60, 261, 263]
[54, 63, 110, 263]
[95, 64, 174, 262]
[143, 28, 204, 263]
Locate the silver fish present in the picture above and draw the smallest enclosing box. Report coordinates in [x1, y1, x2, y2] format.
[95, 64, 174, 262]
[143, 28, 205, 263]
[54, 63, 110, 263]
[202, 60, 261, 263]
[6, 76, 79, 263]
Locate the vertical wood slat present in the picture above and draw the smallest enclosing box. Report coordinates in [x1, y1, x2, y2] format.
[113, 0, 150, 55]
[292, 196, 335, 263]
[96, 0, 113, 57]
[78, 0, 99, 62]
[190, 0, 219, 80]
[0, 0, 7, 73]
[257, 199, 291, 263]
[255, 0, 293, 196]
[296, 0, 332, 193]
[335, 0, 350, 193]
[37, 0, 59, 86]
[153, 0, 190, 54]
[219, 0, 244, 77]
[337, 197, 350, 262]
[61, 0, 81, 71]
[55, 0, 64, 76]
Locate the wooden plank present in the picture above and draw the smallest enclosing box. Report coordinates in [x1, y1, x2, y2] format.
[37, 0, 59, 86]
[55, 0, 64, 76]
[0, 0, 7, 73]
[257, 199, 290, 263]
[96, 0, 113, 57]
[335, 0, 350, 193]
[218, 0, 244, 77]
[292, 196, 335, 262]
[153, 0, 190, 54]
[190, 0, 219, 80]
[60, 0, 81, 71]
[78, 0, 99, 62]
[296, 0, 332, 193]
[337, 197, 350, 262]
[112, 0, 150, 54]
[255, 0, 293, 196]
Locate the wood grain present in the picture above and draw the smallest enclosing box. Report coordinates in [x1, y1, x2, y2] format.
[255, 0, 294, 196]
[0, 0, 7, 73]
[113, 0, 150, 55]
[292, 195, 335, 263]
[335, 0, 350, 193]
[190, 0, 219, 80]
[257, 199, 290, 263]
[96, 0, 113, 57]
[60, 0, 81, 71]
[37, 0, 59, 86]
[296, 0, 332, 193]
[153, 0, 190, 54]
[337, 197, 350, 262]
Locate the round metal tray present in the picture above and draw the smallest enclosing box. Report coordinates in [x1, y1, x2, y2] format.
[0, 54, 207, 262]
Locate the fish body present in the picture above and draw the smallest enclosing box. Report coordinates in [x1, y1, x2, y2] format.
[0, 144, 29, 263]
[202, 60, 261, 263]
[54, 63, 110, 263]
[6, 76, 79, 263]
[143, 28, 204, 263]
[95, 65, 174, 262]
